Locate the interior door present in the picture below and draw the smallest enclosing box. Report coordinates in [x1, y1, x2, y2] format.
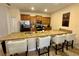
[9, 17, 17, 33]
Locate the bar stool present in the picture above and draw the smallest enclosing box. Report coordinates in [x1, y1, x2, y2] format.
[51, 35, 65, 54]
[37, 36, 51, 56]
[5, 39, 27, 56]
[65, 33, 75, 50]
[26, 38, 37, 55]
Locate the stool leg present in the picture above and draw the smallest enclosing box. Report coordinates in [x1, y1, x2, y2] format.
[26, 51, 28, 56]
[55, 44, 57, 55]
[38, 49, 40, 56]
[71, 40, 74, 49]
[66, 41, 68, 50]
[48, 46, 50, 56]
[62, 43, 64, 52]
[1, 41, 6, 54]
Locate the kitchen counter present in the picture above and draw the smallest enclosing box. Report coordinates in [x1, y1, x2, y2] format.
[0, 30, 71, 41]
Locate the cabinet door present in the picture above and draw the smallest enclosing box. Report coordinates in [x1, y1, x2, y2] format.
[9, 17, 18, 33]
[36, 15, 42, 22]
[21, 14, 30, 20]
[42, 17, 50, 25]
[30, 16, 36, 25]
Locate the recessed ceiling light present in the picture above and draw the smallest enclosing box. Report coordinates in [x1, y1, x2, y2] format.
[31, 7, 35, 10]
[44, 9, 47, 12]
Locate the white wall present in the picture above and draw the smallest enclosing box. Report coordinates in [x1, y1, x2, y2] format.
[51, 4, 79, 43]
[0, 5, 8, 36]
[0, 5, 20, 36]
[21, 12, 50, 17]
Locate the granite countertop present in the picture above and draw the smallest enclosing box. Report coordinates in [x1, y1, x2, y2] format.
[0, 30, 71, 41]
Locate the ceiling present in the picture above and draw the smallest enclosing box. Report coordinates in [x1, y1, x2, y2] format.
[4, 3, 73, 14]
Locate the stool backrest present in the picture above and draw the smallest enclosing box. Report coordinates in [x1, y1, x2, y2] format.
[52, 35, 65, 44]
[38, 36, 51, 49]
[66, 34, 76, 41]
[27, 38, 37, 51]
[6, 39, 27, 55]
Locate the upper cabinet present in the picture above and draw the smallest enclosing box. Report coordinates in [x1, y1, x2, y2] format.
[21, 14, 30, 20]
[30, 16, 36, 25]
[36, 15, 42, 21]
[42, 17, 50, 25]
[20, 14, 51, 26]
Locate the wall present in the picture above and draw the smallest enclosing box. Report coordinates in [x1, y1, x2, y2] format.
[21, 12, 50, 17]
[51, 4, 79, 43]
[0, 5, 8, 36]
[0, 5, 20, 36]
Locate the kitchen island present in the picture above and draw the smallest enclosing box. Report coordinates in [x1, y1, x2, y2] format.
[0, 30, 71, 41]
[0, 30, 72, 54]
